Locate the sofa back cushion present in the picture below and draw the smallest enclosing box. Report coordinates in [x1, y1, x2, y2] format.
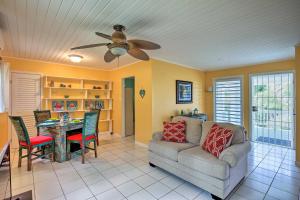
[200, 121, 246, 146]
[172, 116, 203, 144]
[162, 120, 186, 143]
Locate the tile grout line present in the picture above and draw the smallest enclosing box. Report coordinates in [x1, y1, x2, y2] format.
[262, 147, 288, 200]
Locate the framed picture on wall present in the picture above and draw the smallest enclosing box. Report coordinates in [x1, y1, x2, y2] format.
[176, 80, 193, 104]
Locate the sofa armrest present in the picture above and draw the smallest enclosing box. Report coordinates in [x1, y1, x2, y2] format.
[152, 131, 163, 141]
[219, 141, 251, 167]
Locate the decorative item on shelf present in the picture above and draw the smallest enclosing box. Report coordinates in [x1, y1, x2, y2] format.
[105, 84, 109, 89]
[95, 100, 104, 109]
[193, 108, 199, 115]
[60, 83, 66, 88]
[176, 80, 193, 104]
[139, 89, 145, 99]
[64, 95, 70, 99]
[67, 101, 78, 111]
[180, 110, 184, 116]
[68, 84, 72, 88]
[85, 100, 95, 110]
[95, 95, 100, 99]
[49, 80, 54, 87]
[52, 101, 65, 112]
[93, 86, 102, 89]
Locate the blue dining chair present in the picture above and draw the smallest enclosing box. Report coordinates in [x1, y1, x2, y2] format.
[66, 112, 98, 164]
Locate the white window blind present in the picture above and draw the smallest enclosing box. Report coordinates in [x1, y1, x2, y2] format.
[214, 77, 242, 125]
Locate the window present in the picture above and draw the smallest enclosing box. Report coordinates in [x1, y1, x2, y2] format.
[214, 77, 242, 125]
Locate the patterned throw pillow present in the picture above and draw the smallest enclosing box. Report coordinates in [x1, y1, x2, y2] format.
[162, 120, 186, 143]
[202, 124, 233, 157]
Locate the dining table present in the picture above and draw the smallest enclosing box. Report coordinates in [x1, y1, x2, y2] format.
[37, 119, 83, 162]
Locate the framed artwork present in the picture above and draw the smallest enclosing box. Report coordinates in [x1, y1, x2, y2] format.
[52, 100, 65, 111]
[85, 100, 95, 110]
[66, 101, 78, 111]
[176, 80, 193, 104]
[95, 100, 104, 109]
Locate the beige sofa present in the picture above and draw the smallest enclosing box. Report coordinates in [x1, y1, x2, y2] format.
[148, 116, 251, 200]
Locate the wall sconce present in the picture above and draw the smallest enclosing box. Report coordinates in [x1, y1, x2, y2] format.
[207, 86, 213, 92]
[139, 89, 145, 99]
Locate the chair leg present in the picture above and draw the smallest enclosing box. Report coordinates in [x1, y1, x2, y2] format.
[52, 141, 55, 162]
[66, 141, 71, 160]
[94, 140, 97, 158]
[18, 147, 22, 167]
[96, 133, 99, 146]
[81, 145, 85, 164]
[27, 147, 32, 171]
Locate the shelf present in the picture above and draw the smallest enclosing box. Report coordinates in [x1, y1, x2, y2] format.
[44, 87, 111, 91]
[50, 109, 112, 113]
[43, 98, 112, 100]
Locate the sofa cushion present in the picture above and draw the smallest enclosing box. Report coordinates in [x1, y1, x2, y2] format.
[172, 116, 203, 144]
[178, 146, 229, 180]
[149, 140, 196, 161]
[200, 121, 246, 146]
[202, 124, 233, 157]
[162, 120, 186, 143]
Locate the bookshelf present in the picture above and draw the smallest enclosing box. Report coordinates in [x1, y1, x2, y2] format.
[42, 76, 113, 134]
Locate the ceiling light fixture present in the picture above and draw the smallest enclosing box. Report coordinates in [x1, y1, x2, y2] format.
[68, 54, 83, 63]
[110, 47, 127, 56]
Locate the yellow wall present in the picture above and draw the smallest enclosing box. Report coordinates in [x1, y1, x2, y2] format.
[152, 59, 205, 132]
[205, 60, 295, 134]
[295, 46, 300, 163]
[0, 112, 9, 151]
[5, 57, 109, 80]
[108, 61, 153, 144]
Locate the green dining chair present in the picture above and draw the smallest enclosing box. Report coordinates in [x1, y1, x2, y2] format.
[90, 108, 101, 146]
[33, 110, 51, 136]
[9, 116, 55, 171]
[66, 112, 98, 164]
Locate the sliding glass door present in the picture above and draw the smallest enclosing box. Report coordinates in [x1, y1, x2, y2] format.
[250, 72, 295, 148]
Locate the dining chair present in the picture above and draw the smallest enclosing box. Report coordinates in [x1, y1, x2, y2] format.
[66, 112, 98, 164]
[9, 116, 55, 171]
[90, 108, 101, 146]
[33, 110, 51, 136]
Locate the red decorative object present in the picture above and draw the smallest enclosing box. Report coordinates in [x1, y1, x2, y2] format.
[162, 120, 186, 143]
[202, 124, 233, 157]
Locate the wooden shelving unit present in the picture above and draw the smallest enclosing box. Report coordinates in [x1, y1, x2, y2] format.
[42, 76, 113, 134]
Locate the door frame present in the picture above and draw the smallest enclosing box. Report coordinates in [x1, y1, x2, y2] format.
[121, 76, 135, 138]
[249, 70, 296, 149]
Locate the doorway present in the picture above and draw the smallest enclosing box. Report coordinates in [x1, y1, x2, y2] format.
[10, 72, 41, 148]
[250, 72, 295, 148]
[123, 77, 135, 137]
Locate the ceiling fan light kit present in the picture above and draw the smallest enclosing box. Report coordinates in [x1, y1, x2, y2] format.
[71, 24, 161, 63]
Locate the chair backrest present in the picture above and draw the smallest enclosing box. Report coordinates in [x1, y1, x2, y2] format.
[33, 110, 51, 124]
[82, 112, 98, 139]
[90, 109, 101, 134]
[9, 116, 30, 145]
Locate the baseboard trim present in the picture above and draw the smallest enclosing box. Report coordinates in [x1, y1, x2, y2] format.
[135, 141, 148, 148]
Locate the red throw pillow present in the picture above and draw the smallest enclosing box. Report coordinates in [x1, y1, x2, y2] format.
[202, 124, 233, 157]
[162, 120, 186, 143]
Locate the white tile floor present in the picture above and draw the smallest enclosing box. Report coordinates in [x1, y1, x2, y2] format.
[10, 135, 300, 200]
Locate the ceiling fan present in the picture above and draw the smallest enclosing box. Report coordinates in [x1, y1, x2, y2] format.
[71, 24, 161, 63]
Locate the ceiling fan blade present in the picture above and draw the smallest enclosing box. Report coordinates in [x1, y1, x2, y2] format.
[128, 39, 160, 50]
[127, 48, 149, 61]
[95, 32, 112, 40]
[71, 43, 109, 50]
[104, 50, 117, 63]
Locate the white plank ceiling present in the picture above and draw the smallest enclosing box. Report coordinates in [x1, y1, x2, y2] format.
[0, 0, 299, 70]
